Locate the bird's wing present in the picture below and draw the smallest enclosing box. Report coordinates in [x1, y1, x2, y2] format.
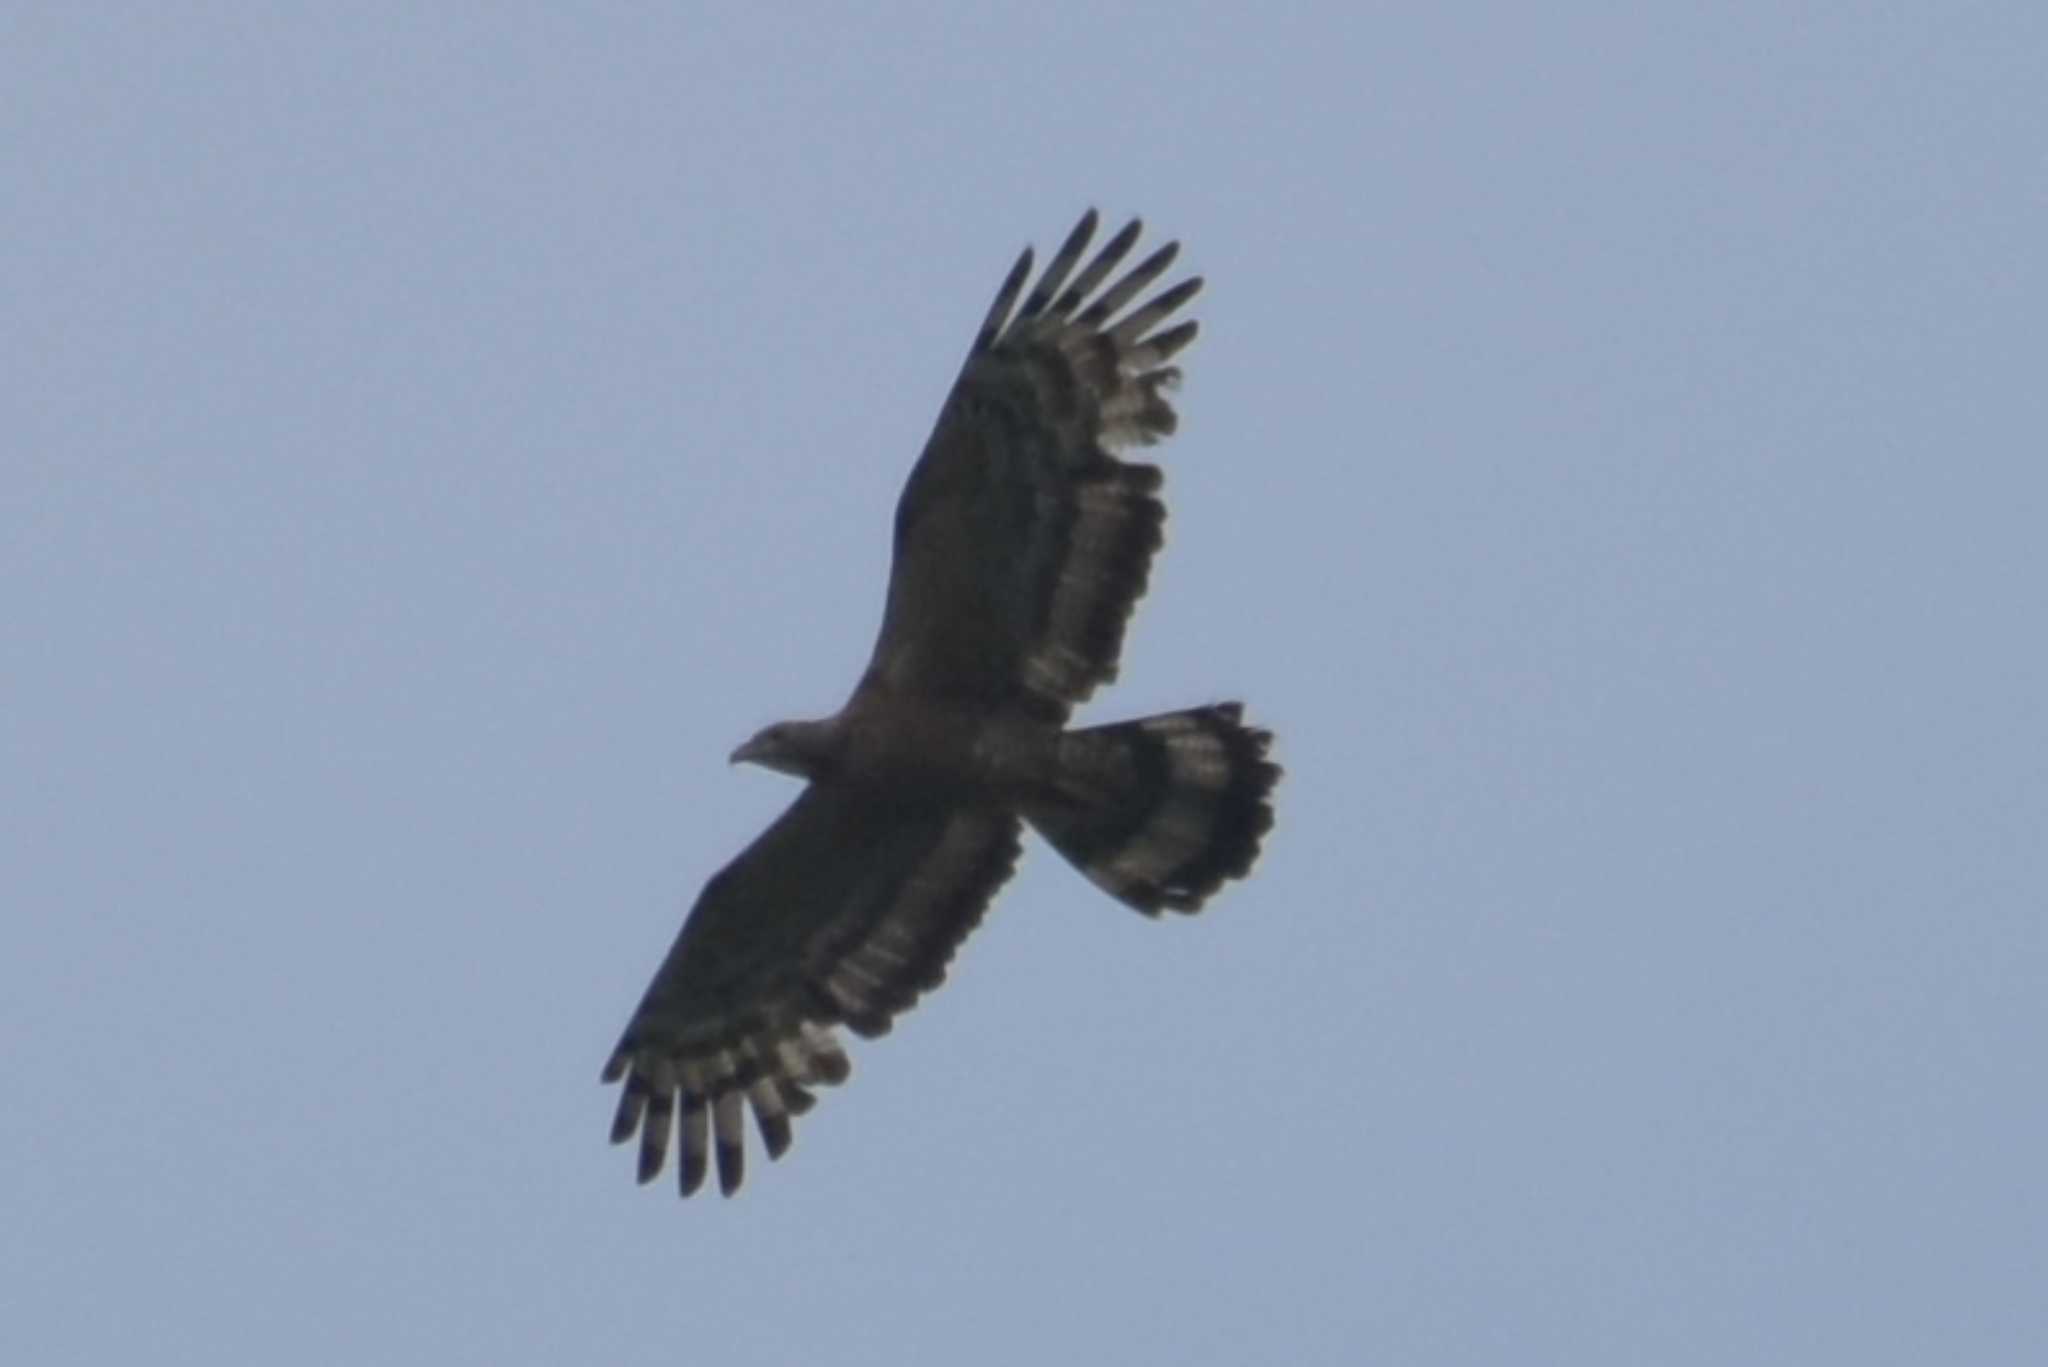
[602, 785, 1021, 1196]
[862, 211, 1201, 721]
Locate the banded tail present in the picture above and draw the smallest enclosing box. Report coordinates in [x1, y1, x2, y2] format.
[1024, 703, 1279, 914]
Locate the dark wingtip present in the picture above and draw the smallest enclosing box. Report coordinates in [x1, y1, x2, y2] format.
[1051, 216, 1145, 318]
[1074, 238, 1181, 329]
[973, 247, 1035, 355]
[755, 1105, 794, 1161]
[679, 1094, 709, 1197]
[717, 1138, 745, 1197]
[636, 1132, 665, 1184]
[609, 1083, 643, 1145]
[1016, 209, 1101, 324]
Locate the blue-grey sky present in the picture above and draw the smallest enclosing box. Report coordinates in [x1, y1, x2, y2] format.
[7, 7, 2044, 1364]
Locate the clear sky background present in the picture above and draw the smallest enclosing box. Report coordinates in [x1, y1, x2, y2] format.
[7, 7, 2044, 1364]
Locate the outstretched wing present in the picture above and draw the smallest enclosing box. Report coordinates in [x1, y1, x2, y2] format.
[602, 787, 1021, 1196]
[862, 211, 1202, 721]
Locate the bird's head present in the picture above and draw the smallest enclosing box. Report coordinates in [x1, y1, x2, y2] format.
[730, 717, 839, 779]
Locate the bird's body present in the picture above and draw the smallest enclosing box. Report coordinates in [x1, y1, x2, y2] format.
[603, 212, 1280, 1196]
[743, 694, 1057, 799]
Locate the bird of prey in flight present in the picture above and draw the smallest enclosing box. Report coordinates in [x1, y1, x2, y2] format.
[602, 212, 1280, 1197]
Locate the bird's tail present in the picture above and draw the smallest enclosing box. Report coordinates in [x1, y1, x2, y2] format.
[1022, 703, 1279, 915]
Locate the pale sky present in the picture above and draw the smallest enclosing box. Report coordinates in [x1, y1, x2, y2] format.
[7, 7, 2045, 1364]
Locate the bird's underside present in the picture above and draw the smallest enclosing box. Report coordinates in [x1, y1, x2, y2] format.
[602, 211, 1280, 1197]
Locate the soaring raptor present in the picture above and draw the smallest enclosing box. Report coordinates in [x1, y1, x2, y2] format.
[603, 212, 1280, 1196]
